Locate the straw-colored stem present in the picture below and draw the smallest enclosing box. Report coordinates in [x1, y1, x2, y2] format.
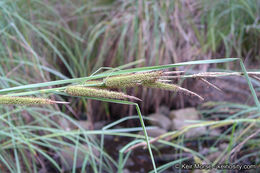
[199, 78, 223, 92]
[163, 71, 185, 74]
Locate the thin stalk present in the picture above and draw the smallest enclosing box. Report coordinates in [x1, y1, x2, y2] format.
[239, 59, 260, 109]
[135, 104, 157, 172]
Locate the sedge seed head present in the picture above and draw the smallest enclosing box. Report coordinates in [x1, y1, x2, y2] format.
[143, 81, 204, 100]
[65, 86, 141, 101]
[104, 71, 163, 88]
[0, 96, 54, 105]
[142, 81, 178, 91]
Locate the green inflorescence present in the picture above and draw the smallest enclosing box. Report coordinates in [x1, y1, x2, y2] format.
[143, 81, 204, 100]
[104, 71, 162, 88]
[65, 86, 141, 101]
[142, 81, 179, 91]
[65, 70, 203, 101]
[0, 96, 53, 105]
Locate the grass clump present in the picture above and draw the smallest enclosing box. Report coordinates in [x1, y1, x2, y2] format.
[201, 0, 260, 58]
[0, 57, 259, 173]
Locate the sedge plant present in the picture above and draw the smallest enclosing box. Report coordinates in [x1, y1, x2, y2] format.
[1, 58, 259, 172]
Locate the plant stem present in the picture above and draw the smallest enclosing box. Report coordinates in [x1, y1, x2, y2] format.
[135, 104, 157, 172]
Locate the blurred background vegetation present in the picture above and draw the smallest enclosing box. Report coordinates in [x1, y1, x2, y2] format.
[2, 0, 260, 119]
[1, 0, 260, 172]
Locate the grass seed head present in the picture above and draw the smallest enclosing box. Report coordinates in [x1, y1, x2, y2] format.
[104, 71, 163, 88]
[0, 96, 59, 105]
[143, 81, 204, 100]
[65, 86, 141, 101]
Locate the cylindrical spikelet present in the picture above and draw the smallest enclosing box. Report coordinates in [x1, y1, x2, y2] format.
[65, 86, 141, 101]
[143, 81, 204, 100]
[104, 71, 163, 88]
[0, 96, 60, 105]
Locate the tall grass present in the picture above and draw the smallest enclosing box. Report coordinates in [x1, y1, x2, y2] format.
[1, 0, 260, 172]
[1, 0, 207, 118]
[200, 0, 260, 59]
[1, 58, 260, 172]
